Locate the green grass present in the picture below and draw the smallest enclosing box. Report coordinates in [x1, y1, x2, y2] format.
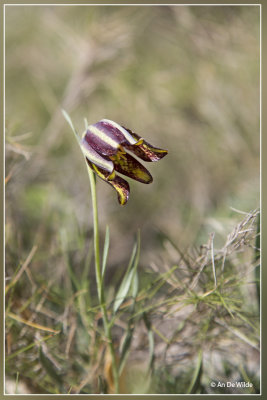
[5, 4, 260, 394]
[5, 207, 260, 394]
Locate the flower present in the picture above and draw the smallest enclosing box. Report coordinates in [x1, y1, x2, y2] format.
[80, 119, 168, 205]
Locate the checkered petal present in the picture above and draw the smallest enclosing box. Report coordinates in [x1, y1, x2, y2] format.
[122, 127, 168, 162]
[112, 152, 153, 184]
[86, 160, 130, 205]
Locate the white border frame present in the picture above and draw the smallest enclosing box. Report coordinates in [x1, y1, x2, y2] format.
[3, 2, 262, 396]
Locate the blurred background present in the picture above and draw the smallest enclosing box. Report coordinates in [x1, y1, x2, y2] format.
[5, 5, 260, 394]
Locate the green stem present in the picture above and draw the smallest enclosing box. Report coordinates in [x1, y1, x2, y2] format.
[62, 111, 120, 393]
[87, 165, 119, 394]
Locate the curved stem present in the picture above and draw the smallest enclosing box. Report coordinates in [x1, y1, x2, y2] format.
[87, 165, 119, 394]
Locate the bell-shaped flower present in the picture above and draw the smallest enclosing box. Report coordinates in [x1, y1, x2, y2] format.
[80, 119, 168, 205]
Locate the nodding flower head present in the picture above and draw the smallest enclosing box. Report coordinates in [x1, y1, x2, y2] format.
[80, 119, 168, 205]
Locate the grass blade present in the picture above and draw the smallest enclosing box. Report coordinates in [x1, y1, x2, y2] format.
[7, 312, 60, 334]
[62, 109, 79, 139]
[6, 334, 56, 361]
[187, 349, 203, 394]
[131, 272, 139, 300]
[113, 231, 140, 314]
[60, 229, 80, 292]
[119, 327, 134, 375]
[102, 225, 110, 279]
[143, 313, 155, 372]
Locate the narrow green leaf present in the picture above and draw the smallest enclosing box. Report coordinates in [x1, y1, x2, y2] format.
[102, 225, 110, 279]
[116, 234, 140, 374]
[143, 313, 155, 372]
[84, 117, 89, 130]
[63, 110, 96, 182]
[62, 109, 80, 144]
[118, 275, 138, 374]
[131, 272, 139, 300]
[132, 230, 140, 275]
[113, 269, 135, 314]
[60, 229, 80, 292]
[118, 327, 134, 375]
[187, 349, 203, 394]
[113, 232, 140, 314]
[62, 109, 75, 134]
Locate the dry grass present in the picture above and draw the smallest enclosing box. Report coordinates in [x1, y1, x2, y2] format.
[5, 209, 260, 394]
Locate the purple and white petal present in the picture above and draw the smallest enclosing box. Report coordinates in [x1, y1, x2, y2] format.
[84, 120, 138, 157]
[80, 137, 114, 173]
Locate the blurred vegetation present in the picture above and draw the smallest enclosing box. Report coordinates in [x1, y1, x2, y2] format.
[5, 5, 260, 394]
